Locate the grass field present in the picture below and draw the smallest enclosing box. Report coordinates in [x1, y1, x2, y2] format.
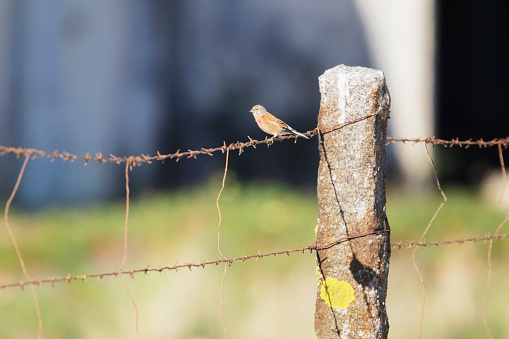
[1, 178, 508, 338]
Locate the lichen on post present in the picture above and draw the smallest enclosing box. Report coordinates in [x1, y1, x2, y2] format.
[314, 65, 391, 339]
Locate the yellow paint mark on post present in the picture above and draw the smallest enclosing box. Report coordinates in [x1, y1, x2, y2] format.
[320, 278, 355, 309]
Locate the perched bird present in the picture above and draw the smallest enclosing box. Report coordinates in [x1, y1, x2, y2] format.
[249, 105, 309, 139]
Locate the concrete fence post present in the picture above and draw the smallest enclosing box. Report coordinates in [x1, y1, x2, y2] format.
[314, 65, 391, 338]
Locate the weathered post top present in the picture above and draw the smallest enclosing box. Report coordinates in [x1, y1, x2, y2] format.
[314, 65, 391, 339]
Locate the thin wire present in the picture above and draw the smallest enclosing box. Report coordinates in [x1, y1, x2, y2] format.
[119, 162, 140, 339]
[413, 143, 447, 339]
[216, 148, 230, 339]
[3, 156, 42, 338]
[481, 208, 509, 338]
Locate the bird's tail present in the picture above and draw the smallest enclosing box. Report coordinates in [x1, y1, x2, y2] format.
[285, 125, 309, 139]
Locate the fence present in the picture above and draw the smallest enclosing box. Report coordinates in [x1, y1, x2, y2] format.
[1, 65, 508, 339]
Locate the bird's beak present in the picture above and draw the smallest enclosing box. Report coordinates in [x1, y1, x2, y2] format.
[249, 109, 254, 113]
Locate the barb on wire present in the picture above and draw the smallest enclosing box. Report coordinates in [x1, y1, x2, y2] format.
[2, 230, 508, 291]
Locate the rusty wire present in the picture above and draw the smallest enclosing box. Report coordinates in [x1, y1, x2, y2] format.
[1, 230, 507, 291]
[1, 135, 508, 167]
[386, 137, 509, 148]
[391, 233, 509, 249]
[0, 130, 321, 167]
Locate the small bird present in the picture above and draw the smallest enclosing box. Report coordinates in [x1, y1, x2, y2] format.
[249, 105, 309, 139]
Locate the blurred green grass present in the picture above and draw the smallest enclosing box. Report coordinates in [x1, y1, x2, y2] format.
[1, 178, 508, 338]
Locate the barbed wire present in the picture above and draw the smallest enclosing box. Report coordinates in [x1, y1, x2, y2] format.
[1, 230, 507, 291]
[0, 111, 384, 166]
[0, 130, 321, 167]
[391, 233, 509, 249]
[386, 137, 509, 148]
[1, 130, 508, 291]
[1, 136, 507, 168]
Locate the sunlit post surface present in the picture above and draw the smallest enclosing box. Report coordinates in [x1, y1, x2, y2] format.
[315, 65, 391, 338]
